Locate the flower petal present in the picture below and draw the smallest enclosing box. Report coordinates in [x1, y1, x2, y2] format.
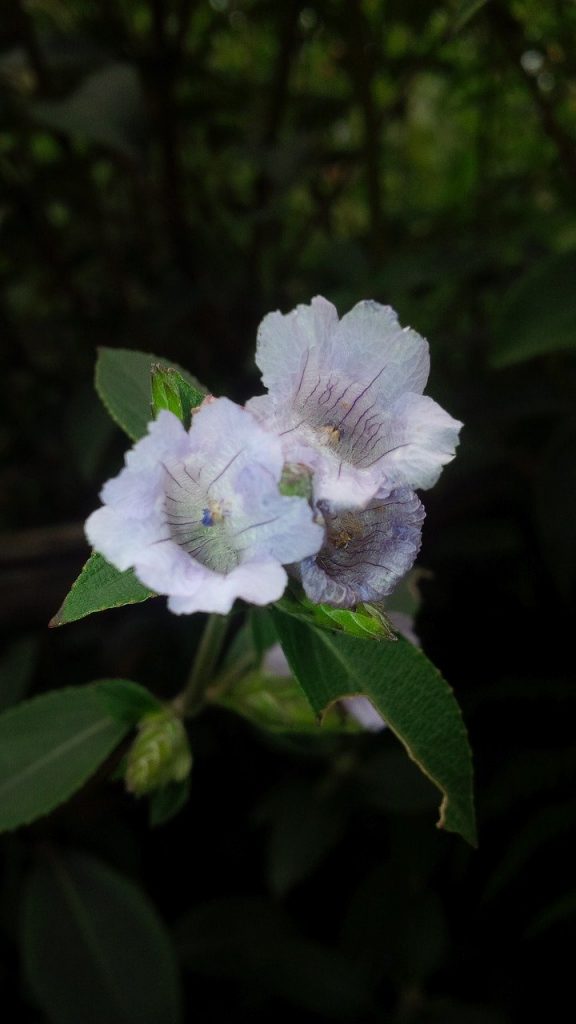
[250, 296, 457, 505]
[376, 393, 463, 491]
[85, 400, 321, 615]
[255, 296, 339, 399]
[299, 487, 424, 608]
[166, 561, 287, 615]
[333, 299, 429, 403]
[341, 696, 386, 732]
[85, 506, 165, 571]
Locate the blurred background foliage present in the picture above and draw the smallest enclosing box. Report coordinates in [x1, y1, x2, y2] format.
[1, 0, 575, 1020]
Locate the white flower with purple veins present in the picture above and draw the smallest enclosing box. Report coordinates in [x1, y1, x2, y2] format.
[85, 399, 324, 615]
[299, 487, 425, 608]
[248, 296, 462, 506]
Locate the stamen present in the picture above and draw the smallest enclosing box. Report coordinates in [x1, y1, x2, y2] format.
[201, 500, 226, 526]
[333, 530, 352, 550]
[318, 424, 341, 446]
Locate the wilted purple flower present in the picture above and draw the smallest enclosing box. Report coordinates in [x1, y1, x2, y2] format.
[85, 400, 324, 615]
[298, 487, 424, 608]
[248, 296, 462, 506]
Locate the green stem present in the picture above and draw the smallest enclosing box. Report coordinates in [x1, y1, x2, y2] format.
[205, 650, 255, 703]
[174, 614, 229, 717]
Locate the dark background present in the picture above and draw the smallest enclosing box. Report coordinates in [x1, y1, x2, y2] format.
[1, 1, 575, 1021]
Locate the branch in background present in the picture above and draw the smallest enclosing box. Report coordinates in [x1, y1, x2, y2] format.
[277, 156, 359, 281]
[248, 0, 302, 301]
[5, 157, 91, 313]
[344, 0, 385, 263]
[175, 0, 200, 53]
[149, 0, 190, 270]
[0, 523, 85, 565]
[13, 0, 49, 93]
[489, 1, 576, 185]
[0, 523, 86, 625]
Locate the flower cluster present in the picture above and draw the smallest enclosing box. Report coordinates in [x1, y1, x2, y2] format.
[86, 297, 461, 614]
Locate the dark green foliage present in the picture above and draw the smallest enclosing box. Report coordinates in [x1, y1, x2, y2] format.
[21, 849, 182, 1024]
[51, 553, 154, 626]
[95, 348, 205, 443]
[0, 683, 131, 832]
[273, 610, 476, 845]
[1, 0, 575, 1020]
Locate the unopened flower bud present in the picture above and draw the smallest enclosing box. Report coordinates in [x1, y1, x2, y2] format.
[125, 708, 192, 796]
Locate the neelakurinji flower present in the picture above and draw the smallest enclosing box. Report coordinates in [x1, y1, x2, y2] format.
[85, 398, 324, 615]
[297, 487, 425, 608]
[248, 296, 462, 507]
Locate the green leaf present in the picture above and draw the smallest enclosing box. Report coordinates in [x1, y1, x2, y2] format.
[0, 634, 38, 712]
[151, 365, 205, 428]
[272, 611, 476, 845]
[50, 552, 154, 627]
[218, 671, 357, 734]
[97, 679, 162, 725]
[21, 849, 182, 1024]
[250, 608, 279, 656]
[490, 252, 576, 368]
[260, 781, 347, 896]
[351, 746, 438, 814]
[0, 683, 132, 832]
[484, 799, 576, 900]
[148, 778, 190, 827]
[277, 589, 396, 642]
[96, 347, 206, 441]
[33, 63, 146, 159]
[527, 888, 576, 938]
[177, 896, 370, 1017]
[452, 0, 490, 34]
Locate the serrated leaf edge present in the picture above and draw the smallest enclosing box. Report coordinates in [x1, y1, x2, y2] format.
[49, 553, 154, 628]
[0, 685, 130, 833]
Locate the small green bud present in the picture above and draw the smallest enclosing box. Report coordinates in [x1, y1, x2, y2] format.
[279, 463, 314, 501]
[360, 602, 397, 641]
[150, 365, 205, 428]
[125, 708, 193, 797]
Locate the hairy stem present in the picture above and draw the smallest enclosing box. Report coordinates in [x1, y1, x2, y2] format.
[174, 614, 229, 717]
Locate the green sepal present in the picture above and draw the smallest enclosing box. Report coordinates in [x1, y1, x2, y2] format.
[125, 708, 193, 796]
[150, 364, 205, 428]
[276, 586, 397, 642]
[95, 346, 206, 441]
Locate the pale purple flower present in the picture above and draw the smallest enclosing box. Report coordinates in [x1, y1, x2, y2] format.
[263, 642, 292, 677]
[341, 697, 386, 732]
[386, 609, 420, 647]
[298, 487, 424, 608]
[85, 400, 324, 615]
[248, 296, 462, 506]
